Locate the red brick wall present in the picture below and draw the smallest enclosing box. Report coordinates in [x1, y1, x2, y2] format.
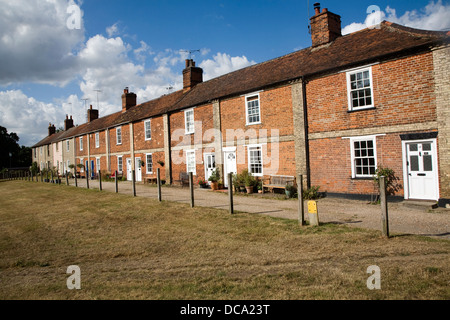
[307, 52, 436, 134]
[133, 117, 165, 151]
[220, 85, 294, 141]
[110, 125, 130, 154]
[309, 134, 405, 196]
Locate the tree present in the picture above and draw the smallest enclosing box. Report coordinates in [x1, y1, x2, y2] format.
[0, 126, 31, 170]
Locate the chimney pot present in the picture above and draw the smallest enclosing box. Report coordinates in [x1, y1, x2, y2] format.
[314, 2, 321, 15]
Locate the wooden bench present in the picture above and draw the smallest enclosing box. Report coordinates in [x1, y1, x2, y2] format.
[174, 172, 190, 187]
[262, 175, 295, 193]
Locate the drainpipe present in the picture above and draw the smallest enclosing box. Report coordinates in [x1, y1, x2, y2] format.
[302, 76, 311, 189]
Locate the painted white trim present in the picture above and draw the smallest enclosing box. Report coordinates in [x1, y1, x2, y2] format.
[116, 126, 122, 145]
[401, 138, 439, 201]
[186, 149, 196, 175]
[145, 153, 153, 174]
[240, 90, 264, 98]
[79, 137, 83, 151]
[96, 157, 101, 171]
[203, 152, 215, 182]
[144, 119, 152, 141]
[95, 132, 100, 148]
[346, 66, 375, 111]
[245, 93, 262, 126]
[247, 144, 263, 177]
[223, 146, 237, 152]
[185, 109, 195, 135]
[347, 135, 379, 179]
[117, 155, 123, 173]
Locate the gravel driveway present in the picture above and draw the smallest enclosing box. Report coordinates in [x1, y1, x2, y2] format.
[71, 179, 450, 240]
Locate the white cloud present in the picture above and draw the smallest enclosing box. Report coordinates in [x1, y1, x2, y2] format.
[106, 23, 120, 37]
[0, 1, 259, 146]
[0, 0, 84, 86]
[200, 53, 256, 81]
[342, 0, 450, 35]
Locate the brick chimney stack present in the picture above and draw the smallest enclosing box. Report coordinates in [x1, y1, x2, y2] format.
[183, 59, 203, 92]
[64, 115, 74, 130]
[48, 123, 56, 136]
[87, 105, 99, 122]
[122, 87, 137, 112]
[310, 3, 342, 47]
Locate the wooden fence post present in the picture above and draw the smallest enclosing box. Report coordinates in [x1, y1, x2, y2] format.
[298, 174, 306, 226]
[86, 169, 89, 189]
[74, 172, 78, 187]
[115, 171, 118, 193]
[157, 168, 162, 202]
[132, 170, 136, 197]
[66, 172, 69, 186]
[380, 176, 390, 238]
[228, 173, 234, 214]
[189, 172, 194, 208]
[98, 170, 102, 191]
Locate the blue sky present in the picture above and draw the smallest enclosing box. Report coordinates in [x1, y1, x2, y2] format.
[0, 0, 449, 146]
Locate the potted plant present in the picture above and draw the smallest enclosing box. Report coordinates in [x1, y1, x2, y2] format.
[244, 174, 256, 194]
[285, 184, 297, 198]
[198, 178, 208, 188]
[76, 163, 85, 178]
[208, 168, 220, 190]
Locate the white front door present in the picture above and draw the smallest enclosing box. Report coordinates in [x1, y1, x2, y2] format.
[135, 157, 142, 182]
[405, 140, 439, 200]
[126, 158, 132, 181]
[204, 153, 216, 183]
[223, 151, 237, 187]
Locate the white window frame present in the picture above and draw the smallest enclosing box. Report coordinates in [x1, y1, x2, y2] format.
[186, 149, 196, 175]
[66, 140, 70, 152]
[144, 119, 152, 141]
[79, 137, 83, 151]
[345, 135, 384, 178]
[247, 144, 263, 177]
[245, 93, 261, 125]
[346, 66, 374, 111]
[96, 157, 101, 172]
[146, 153, 153, 174]
[67, 160, 70, 171]
[80, 158, 84, 172]
[185, 109, 195, 135]
[117, 156, 123, 173]
[116, 126, 122, 145]
[95, 132, 100, 148]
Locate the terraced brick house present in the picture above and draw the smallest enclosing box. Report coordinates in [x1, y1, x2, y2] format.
[32, 4, 450, 207]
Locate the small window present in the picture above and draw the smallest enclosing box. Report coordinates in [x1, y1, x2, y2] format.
[146, 154, 153, 174]
[246, 94, 261, 125]
[350, 137, 377, 178]
[248, 145, 263, 176]
[96, 158, 101, 171]
[117, 156, 123, 172]
[95, 132, 100, 148]
[80, 158, 84, 172]
[79, 137, 83, 151]
[347, 67, 374, 111]
[66, 140, 70, 152]
[186, 150, 196, 175]
[185, 109, 194, 134]
[116, 127, 122, 145]
[144, 120, 151, 140]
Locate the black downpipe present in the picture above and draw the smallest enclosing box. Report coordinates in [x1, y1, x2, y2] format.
[302, 77, 311, 189]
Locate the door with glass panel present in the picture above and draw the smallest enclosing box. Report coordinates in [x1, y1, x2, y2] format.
[406, 141, 438, 200]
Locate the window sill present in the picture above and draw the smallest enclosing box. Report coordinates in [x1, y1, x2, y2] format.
[246, 122, 262, 126]
[347, 106, 376, 113]
[351, 176, 375, 180]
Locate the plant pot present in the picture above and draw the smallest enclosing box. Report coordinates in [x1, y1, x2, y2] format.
[199, 184, 208, 189]
[246, 186, 254, 194]
[210, 181, 218, 190]
[239, 186, 246, 193]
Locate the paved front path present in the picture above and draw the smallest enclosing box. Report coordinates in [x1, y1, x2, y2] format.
[68, 179, 449, 239]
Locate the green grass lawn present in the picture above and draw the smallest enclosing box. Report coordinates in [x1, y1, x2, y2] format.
[0, 180, 449, 300]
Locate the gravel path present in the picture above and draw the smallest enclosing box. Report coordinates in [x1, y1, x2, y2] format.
[70, 179, 450, 240]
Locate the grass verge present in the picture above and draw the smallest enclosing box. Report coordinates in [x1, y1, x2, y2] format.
[0, 180, 449, 300]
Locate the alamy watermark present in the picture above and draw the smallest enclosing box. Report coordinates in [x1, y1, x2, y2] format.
[67, 265, 81, 290]
[366, 5, 382, 30]
[367, 265, 381, 290]
[66, 3, 81, 30]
